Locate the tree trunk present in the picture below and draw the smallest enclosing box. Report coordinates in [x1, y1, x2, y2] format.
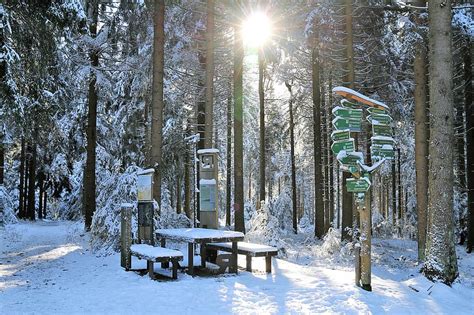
[176, 173, 181, 214]
[464, 35, 474, 253]
[286, 83, 298, 234]
[0, 130, 3, 186]
[328, 74, 335, 228]
[397, 148, 402, 223]
[258, 48, 266, 207]
[226, 84, 232, 227]
[38, 171, 44, 220]
[392, 155, 396, 226]
[27, 142, 36, 221]
[322, 72, 330, 234]
[184, 151, 192, 219]
[413, 1, 429, 258]
[204, 0, 215, 148]
[18, 137, 25, 218]
[23, 147, 29, 217]
[341, 0, 354, 242]
[83, 0, 99, 230]
[150, 0, 165, 213]
[312, 27, 324, 239]
[233, 11, 245, 233]
[422, 0, 458, 284]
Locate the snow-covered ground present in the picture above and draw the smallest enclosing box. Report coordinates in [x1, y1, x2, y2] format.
[1, 221, 473, 314]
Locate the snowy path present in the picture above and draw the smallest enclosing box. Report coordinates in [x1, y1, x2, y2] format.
[1, 221, 473, 314]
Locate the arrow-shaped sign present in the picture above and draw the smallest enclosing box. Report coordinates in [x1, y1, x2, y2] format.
[332, 106, 363, 119]
[331, 138, 355, 155]
[367, 113, 393, 125]
[371, 144, 395, 160]
[346, 176, 371, 193]
[331, 129, 351, 142]
[371, 135, 395, 146]
[332, 116, 362, 132]
[372, 123, 392, 137]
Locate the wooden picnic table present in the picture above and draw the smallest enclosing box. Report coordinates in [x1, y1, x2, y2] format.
[155, 228, 244, 276]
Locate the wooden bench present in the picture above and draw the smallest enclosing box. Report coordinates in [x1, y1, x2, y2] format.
[206, 242, 278, 273]
[130, 244, 183, 279]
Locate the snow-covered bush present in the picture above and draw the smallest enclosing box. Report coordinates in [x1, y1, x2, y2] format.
[0, 185, 17, 224]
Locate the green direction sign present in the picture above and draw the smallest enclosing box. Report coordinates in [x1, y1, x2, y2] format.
[340, 99, 361, 109]
[331, 138, 355, 155]
[332, 107, 363, 120]
[371, 144, 395, 160]
[340, 164, 360, 175]
[372, 124, 392, 137]
[346, 177, 371, 193]
[367, 107, 387, 115]
[332, 117, 362, 132]
[337, 151, 363, 166]
[367, 113, 392, 125]
[331, 129, 351, 142]
[371, 136, 395, 146]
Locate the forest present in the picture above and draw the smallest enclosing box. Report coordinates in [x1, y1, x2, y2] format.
[0, 0, 473, 313]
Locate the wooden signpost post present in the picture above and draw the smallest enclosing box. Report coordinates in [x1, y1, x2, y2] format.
[332, 86, 395, 291]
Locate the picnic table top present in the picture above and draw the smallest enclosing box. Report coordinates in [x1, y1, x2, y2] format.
[155, 228, 244, 243]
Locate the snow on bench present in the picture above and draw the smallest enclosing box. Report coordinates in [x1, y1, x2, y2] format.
[206, 242, 278, 273]
[130, 244, 183, 280]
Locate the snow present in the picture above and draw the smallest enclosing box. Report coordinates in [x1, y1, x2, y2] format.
[1, 221, 473, 314]
[200, 179, 216, 185]
[137, 168, 154, 175]
[333, 86, 389, 110]
[197, 148, 220, 154]
[130, 244, 183, 259]
[337, 150, 364, 161]
[371, 135, 395, 142]
[211, 242, 278, 254]
[156, 228, 244, 241]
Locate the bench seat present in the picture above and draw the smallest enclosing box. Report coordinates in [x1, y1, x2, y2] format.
[206, 242, 278, 273]
[130, 244, 183, 279]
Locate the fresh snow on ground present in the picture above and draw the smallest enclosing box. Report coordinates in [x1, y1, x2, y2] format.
[1, 221, 473, 314]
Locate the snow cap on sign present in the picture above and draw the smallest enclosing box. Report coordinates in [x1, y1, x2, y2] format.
[197, 148, 219, 154]
[137, 168, 155, 175]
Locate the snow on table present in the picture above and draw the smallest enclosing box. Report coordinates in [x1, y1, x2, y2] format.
[155, 228, 244, 243]
[210, 242, 278, 254]
[130, 244, 183, 260]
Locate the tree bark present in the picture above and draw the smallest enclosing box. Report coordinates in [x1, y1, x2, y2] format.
[38, 171, 44, 220]
[18, 137, 25, 218]
[184, 150, 191, 219]
[341, 0, 354, 242]
[286, 82, 298, 234]
[226, 84, 232, 227]
[27, 142, 36, 221]
[258, 48, 266, 207]
[0, 130, 3, 186]
[312, 27, 324, 239]
[464, 36, 474, 253]
[204, 0, 215, 148]
[83, 0, 99, 230]
[413, 1, 429, 259]
[150, 0, 165, 212]
[422, 0, 458, 284]
[176, 172, 181, 214]
[233, 7, 245, 233]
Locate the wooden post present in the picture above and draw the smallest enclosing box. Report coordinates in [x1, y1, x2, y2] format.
[120, 203, 132, 270]
[230, 241, 238, 274]
[359, 192, 372, 291]
[354, 197, 361, 287]
[188, 243, 194, 276]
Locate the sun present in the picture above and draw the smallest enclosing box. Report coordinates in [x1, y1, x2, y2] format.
[242, 11, 272, 48]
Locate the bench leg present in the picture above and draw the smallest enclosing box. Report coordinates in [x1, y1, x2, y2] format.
[147, 261, 155, 279]
[172, 260, 178, 279]
[246, 255, 252, 272]
[229, 241, 238, 274]
[265, 256, 272, 273]
[161, 239, 169, 269]
[188, 243, 194, 276]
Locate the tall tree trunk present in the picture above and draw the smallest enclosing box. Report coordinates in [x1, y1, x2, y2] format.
[397, 148, 402, 223]
[27, 142, 36, 221]
[328, 74, 335, 228]
[150, 0, 165, 213]
[258, 48, 266, 207]
[18, 137, 25, 218]
[322, 72, 330, 234]
[392, 156, 396, 226]
[422, 0, 458, 284]
[43, 186, 47, 219]
[341, 0, 354, 242]
[233, 11, 245, 233]
[83, 0, 99, 230]
[184, 150, 191, 219]
[226, 84, 232, 227]
[413, 1, 429, 259]
[0, 129, 3, 186]
[23, 147, 29, 217]
[204, 0, 215, 148]
[38, 171, 44, 220]
[464, 35, 474, 253]
[312, 27, 324, 239]
[286, 82, 298, 234]
[176, 172, 181, 214]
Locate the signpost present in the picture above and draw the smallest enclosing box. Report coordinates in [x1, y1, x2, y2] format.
[137, 169, 155, 243]
[197, 148, 219, 229]
[331, 86, 394, 292]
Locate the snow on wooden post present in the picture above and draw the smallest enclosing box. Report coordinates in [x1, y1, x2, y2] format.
[120, 203, 133, 270]
[0, 186, 4, 228]
[197, 148, 219, 229]
[137, 169, 155, 244]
